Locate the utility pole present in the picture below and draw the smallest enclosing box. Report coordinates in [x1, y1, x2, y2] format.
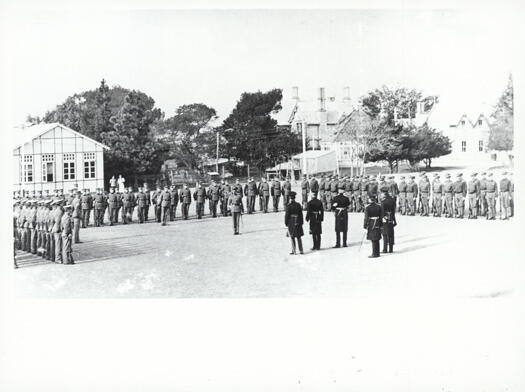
[301, 121, 307, 177]
[216, 131, 219, 173]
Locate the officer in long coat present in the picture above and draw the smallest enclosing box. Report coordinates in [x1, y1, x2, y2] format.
[305, 191, 323, 251]
[431, 174, 443, 217]
[452, 173, 467, 218]
[364, 195, 383, 258]
[160, 185, 171, 225]
[380, 190, 397, 253]
[259, 178, 270, 213]
[107, 188, 119, 226]
[169, 185, 179, 221]
[152, 186, 162, 223]
[136, 186, 148, 223]
[331, 186, 350, 248]
[300, 174, 310, 210]
[485, 173, 498, 220]
[271, 177, 281, 212]
[93, 188, 105, 227]
[499, 172, 511, 220]
[180, 184, 192, 220]
[467, 173, 480, 219]
[284, 191, 304, 255]
[229, 188, 244, 235]
[220, 180, 231, 217]
[80, 189, 92, 228]
[61, 204, 74, 265]
[72, 191, 82, 243]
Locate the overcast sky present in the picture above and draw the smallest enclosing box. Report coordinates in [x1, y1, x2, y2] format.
[2, 3, 522, 126]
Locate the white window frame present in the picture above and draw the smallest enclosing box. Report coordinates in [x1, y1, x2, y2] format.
[83, 152, 96, 179]
[23, 155, 33, 182]
[479, 140, 483, 152]
[64, 161, 75, 180]
[461, 141, 466, 152]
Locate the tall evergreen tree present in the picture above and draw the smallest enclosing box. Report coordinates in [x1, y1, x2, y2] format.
[489, 74, 514, 151]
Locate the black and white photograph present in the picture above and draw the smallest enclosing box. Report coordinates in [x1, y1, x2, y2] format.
[1, 0, 524, 390]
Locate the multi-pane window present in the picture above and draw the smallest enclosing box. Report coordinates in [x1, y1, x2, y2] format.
[42, 154, 54, 182]
[478, 119, 483, 126]
[83, 152, 96, 179]
[63, 153, 75, 180]
[461, 141, 466, 152]
[461, 120, 466, 126]
[479, 140, 483, 152]
[23, 155, 33, 182]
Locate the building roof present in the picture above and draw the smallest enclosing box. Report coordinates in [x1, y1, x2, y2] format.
[275, 95, 351, 126]
[417, 101, 494, 132]
[332, 109, 374, 142]
[292, 149, 336, 159]
[12, 122, 110, 151]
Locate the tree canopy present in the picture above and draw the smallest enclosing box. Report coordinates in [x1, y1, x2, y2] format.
[489, 74, 513, 151]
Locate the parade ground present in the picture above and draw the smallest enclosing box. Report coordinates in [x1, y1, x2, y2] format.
[13, 208, 523, 299]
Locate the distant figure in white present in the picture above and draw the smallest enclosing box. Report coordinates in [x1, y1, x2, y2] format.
[109, 175, 117, 190]
[117, 175, 126, 193]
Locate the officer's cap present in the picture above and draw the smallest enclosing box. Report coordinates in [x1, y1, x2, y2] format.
[368, 195, 377, 203]
[289, 191, 297, 198]
[64, 204, 73, 209]
[487, 172, 493, 177]
[481, 172, 486, 175]
[471, 172, 477, 177]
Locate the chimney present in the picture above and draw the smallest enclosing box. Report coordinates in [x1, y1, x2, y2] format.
[292, 86, 299, 102]
[394, 107, 398, 122]
[318, 87, 326, 112]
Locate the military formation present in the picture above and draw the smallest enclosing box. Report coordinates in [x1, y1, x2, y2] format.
[13, 169, 514, 266]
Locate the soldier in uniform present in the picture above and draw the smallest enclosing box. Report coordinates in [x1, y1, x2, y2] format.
[478, 172, 488, 217]
[282, 176, 292, 209]
[51, 200, 64, 263]
[499, 172, 511, 220]
[300, 174, 310, 210]
[244, 177, 258, 214]
[406, 176, 418, 216]
[28, 200, 38, 254]
[259, 177, 270, 213]
[121, 187, 134, 224]
[432, 174, 443, 217]
[271, 176, 281, 212]
[229, 187, 244, 235]
[310, 175, 319, 198]
[397, 176, 407, 215]
[509, 172, 514, 217]
[329, 175, 339, 205]
[380, 189, 397, 253]
[306, 191, 324, 251]
[233, 179, 243, 195]
[352, 175, 362, 212]
[387, 175, 399, 208]
[61, 204, 75, 265]
[378, 175, 388, 202]
[169, 185, 179, 221]
[364, 195, 383, 258]
[193, 183, 207, 219]
[319, 175, 327, 211]
[467, 173, 480, 219]
[208, 181, 220, 218]
[81, 189, 92, 228]
[219, 180, 227, 216]
[179, 184, 191, 220]
[285, 191, 304, 255]
[453, 173, 467, 218]
[344, 176, 354, 211]
[152, 185, 162, 223]
[93, 188, 105, 227]
[107, 187, 119, 226]
[485, 172, 498, 220]
[144, 183, 151, 221]
[136, 186, 148, 223]
[72, 191, 82, 243]
[220, 180, 231, 217]
[442, 174, 454, 218]
[159, 185, 171, 225]
[419, 174, 431, 216]
[331, 186, 350, 248]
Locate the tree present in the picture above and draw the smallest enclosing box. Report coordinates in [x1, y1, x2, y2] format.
[163, 103, 218, 172]
[220, 89, 301, 172]
[489, 74, 513, 151]
[405, 124, 452, 168]
[360, 86, 423, 124]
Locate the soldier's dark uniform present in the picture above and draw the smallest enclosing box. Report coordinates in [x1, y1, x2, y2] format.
[305, 193, 324, 250]
[160, 187, 171, 225]
[229, 190, 244, 235]
[208, 183, 220, 217]
[300, 176, 310, 210]
[220, 182, 231, 217]
[259, 180, 270, 213]
[271, 178, 281, 212]
[193, 185, 207, 219]
[406, 177, 418, 216]
[107, 190, 119, 225]
[144, 185, 151, 221]
[364, 196, 383, 258]
[453, 174, 467, 218]
[378, 176, 388, 203]
[152, 187, 162, 223]
[319, 176, 327, 211]
[331, 189, 350, 248]
[310, 176, 319, 197]
[282, 178, 292, 209]
[387, 176, 399, 208]
[122, 189, 135, 224]
[344, 178, 353, 211]
[485, 173, 498, 220]
[93, 190, 106, 227]
[284, 192, 304, 255]
[136, 188, 148, 223]
[432, 175, 443, 217]
[244, 179, 258, 214]
[380, 192, 396, 253]
[419, 177, 430, 216]
[170, 186, 179, 221]
[81, 190, 93, 228]
[467, 173, 480, 219]
[499, 173, 511, 220]
[352, 176, 362, 212]
[61, 205, 74, 264]
[181, 186, 192, 220]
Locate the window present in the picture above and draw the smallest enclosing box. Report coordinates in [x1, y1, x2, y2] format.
[23, 155, 33, 182]
[461, 120, 466, 126]
[41, 154, 54, 182]
[63, 153, 75, 180]
[479, 140, 483, 152]
[478, 119, 483, 126]
[84, 152, 96, 179]
[461, 141, 466, 152]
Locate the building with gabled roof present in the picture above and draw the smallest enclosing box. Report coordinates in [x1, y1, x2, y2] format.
[13, 122, 109, 194]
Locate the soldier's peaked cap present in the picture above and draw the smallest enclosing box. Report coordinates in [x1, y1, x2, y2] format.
[289, 191, 297, 197]
[487, 172, 493, 177]
[457, 173, 462, 177]
[481, 172, 486, 175]
[471, 172, 477, 176]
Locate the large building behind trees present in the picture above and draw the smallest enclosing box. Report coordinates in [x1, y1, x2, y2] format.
[13, 123, 109, 195]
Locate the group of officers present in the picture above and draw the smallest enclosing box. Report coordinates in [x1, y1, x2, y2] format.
[13, 169, 514, 266]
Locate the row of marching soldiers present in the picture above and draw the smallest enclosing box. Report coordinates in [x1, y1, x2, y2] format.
[308, 170, 515, 220]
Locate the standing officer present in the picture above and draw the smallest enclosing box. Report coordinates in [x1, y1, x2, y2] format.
[193, 183, 207, 219]
[406, 176, 418, 216]
[169, 185, 179, 221]
[310, 174, 319, 198]
[143, 183, 151, 221]
[319, 175, 327, 211]
[93, 188, 105, 227]
[180, 184, 192, 220]
[329, 175, 339, 204]
[387, 175, 399, 208]
[344, 176, 354, 210]
[229, 187, 244, 235]
[509, 172, 514, 218]
[331, 186, 350, 248]
[398, 176, 407, 215]
[233, 179, 243, 195]
[51, 200, 64, 263]
[122, 187, 135, 224]
[160, 185, 171, 225]
[352, 175, 362, 212]
[219, 180, 227, 216]
[442, 174, 454, 218]
[285, 191, 304, 255]
[305, 191, 324, 251]
[363, 195, 383, 259]
[485, 172, 498, 220]
[419, 174, 430, 216]
[380, 189, 396, 253]
[453, 173, 467, 218]
[499, 172, 511, 220]
[72, 191, 82, 243]
[107, 187, 119, 226]
[467, 173, 480, 219]
[81, 189, 92, 228]
[61, 204, 74, 265]
[220, 180, 231, 217]
[208, 181, 220, 218]
[282, 176, 292, 209]
[259, 178, 270, 213]
[152, 185, 162, 223]
[300, 174, 310, 210]
[271, 176, 282, 212]
[378, 175, 388, 202]
[28, 200, 38, 254]
[136, 186, 148, 223]
[360, 176, 369, 213]
[244, 177, 258, 214]
[432, 174, 443, 217]
[479, 172, 488, 217]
